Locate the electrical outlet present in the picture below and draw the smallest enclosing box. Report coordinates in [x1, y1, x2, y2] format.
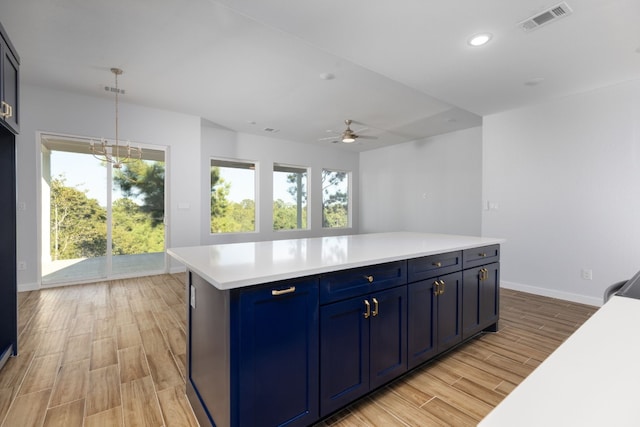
[17, 261, 26, 270]
[581, 269, 593, 280]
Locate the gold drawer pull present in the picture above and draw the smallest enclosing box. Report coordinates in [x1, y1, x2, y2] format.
[363, 299, 371, 318]
[364, 275, 374, 283]
[372, 298, 379, 317]
[433, 280, 440, 296]
[0, 101, 10, 118]
[479, 252, 487, 257]
[271, 286, 296, 296]
[432, 262, 442, 267]
[439, 279, 446, 295]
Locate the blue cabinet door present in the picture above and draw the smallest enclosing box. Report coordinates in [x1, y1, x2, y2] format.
[235, 278, 319, 427]
[462, 263, 499, 339]
[407, 280, 437, 369]
[436, 272, 463, 353]
[407, 271, 462, 368]
[320, 295, 370, 416]
[369, 286, 408, 389]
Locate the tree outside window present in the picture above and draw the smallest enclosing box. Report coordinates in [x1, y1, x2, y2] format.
[273, 164, 308, 230]
[211, 159, 256, 233]
[322, 169, 349, 228]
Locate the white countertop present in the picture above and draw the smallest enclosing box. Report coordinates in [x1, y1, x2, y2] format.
[167, 232, 504, 290]
[479, 295, 640, 427]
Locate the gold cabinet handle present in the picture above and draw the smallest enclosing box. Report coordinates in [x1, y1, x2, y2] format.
[363, 299, 371, 318]
[439, 279, 446, 295]
[372, 298, 379, 317]
[432, 261, 442, 267]
[433, 280, 440, 296]
[479, 268, 489, 281]
[364, 275, 374, 283]
[479, 252, 487, 257]
[0, 102, 9, 118]
[7, 104, 12, 118]
[271, 286, 295, 296]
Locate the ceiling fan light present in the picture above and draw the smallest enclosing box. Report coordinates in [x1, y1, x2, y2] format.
[342, 136, 356, 143]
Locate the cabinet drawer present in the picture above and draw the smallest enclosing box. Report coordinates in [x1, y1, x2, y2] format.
[463, 245, 500, 269]
[320, 261, 407, 305]
[407, 251, 462, 283]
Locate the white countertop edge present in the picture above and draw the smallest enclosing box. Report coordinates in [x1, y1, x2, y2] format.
[479, 295, 640, 426]
[167, 232, 505, 290]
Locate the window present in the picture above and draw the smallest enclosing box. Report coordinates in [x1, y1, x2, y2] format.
[322, 169, 350, 228]
[273, 164, 308, 230]
[211, 159, 256, 233]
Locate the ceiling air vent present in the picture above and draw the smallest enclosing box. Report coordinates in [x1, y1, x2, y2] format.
[519, 2, 572, 32]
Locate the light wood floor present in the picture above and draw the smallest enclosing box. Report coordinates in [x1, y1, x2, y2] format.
[0, 274, 596, 427]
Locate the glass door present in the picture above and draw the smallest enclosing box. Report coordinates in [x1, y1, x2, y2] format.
[41, 135, 166, 285]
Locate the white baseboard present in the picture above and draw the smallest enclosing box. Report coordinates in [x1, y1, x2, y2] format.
[18, 282, 40, 292]
[501, 280, 603, 307]
[170, 266, 187, 275]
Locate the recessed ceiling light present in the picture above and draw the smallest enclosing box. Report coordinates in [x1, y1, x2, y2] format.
[319, 72, 335, 80]
[468, 33, 492, 47]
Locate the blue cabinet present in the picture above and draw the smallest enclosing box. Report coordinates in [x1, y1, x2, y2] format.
[187, 273, 319, 427]
[407, 272, 462, 369]
[234, 279, 319, 427]
[0, 20, 17, 375]
[462, 262, 499, 339]
[185, 244, 499, 427]
[320, 285, 407, 416]
[0, 21, 19, 134]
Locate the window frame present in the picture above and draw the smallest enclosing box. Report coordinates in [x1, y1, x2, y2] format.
[321, 168, 351, 229]
[272, 163, 310, 231]
[209, 157, 258, 235]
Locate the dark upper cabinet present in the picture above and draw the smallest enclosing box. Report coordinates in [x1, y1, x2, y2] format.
[0, 20, 17, 374]
[0, 21, 19, 135]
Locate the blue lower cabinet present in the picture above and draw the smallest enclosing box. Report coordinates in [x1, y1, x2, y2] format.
[462, 263, 500, 340]
[408, 272, 462, 369]
[234, 279, 320, 427]
[320, 286, 407, 416]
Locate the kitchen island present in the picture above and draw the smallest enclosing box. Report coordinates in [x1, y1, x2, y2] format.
[168, 232, 504, 427]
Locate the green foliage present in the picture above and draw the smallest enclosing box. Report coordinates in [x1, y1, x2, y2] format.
[50, 176, 107, 260]
[112, 198, 165, 254]
[211, 199, 255, 233]
[50, 160, 165, 260]
[113, 160, 165, 226]
[210, 166, 255, 233]
[273, 199, 307, 230]
[322, 170, 348, 228]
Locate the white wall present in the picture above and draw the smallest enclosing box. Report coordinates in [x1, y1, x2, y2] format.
[199, 123, 360, 244]
[483, 80, 640, 306]
[359, 127, 483, 236]
[16, 84, 201, 290]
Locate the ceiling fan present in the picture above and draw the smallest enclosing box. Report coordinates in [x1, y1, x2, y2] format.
[319, 119, 378, 144]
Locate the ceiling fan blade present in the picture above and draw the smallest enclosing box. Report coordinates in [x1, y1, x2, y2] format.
[318, 135, 340, 141]
[357, 135, 378, 140]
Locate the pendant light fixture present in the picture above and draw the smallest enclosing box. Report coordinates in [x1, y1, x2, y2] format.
[91, 67, 141, 168]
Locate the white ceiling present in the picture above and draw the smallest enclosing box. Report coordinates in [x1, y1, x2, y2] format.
[1, 0, 638, 151]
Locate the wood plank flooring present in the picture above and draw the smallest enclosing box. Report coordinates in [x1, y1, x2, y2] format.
[0, 275, 596, 427]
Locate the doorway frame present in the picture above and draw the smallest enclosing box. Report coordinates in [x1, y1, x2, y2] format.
[37, 131, 170, 287]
